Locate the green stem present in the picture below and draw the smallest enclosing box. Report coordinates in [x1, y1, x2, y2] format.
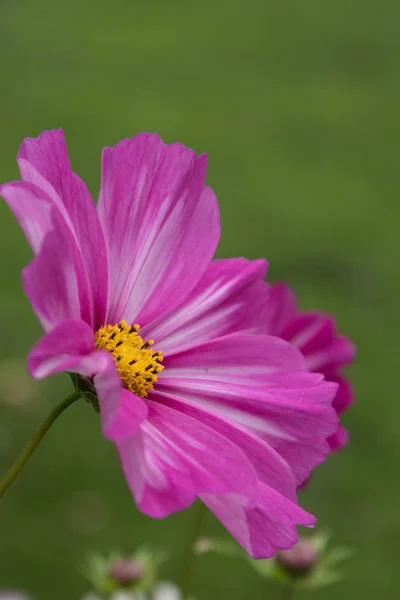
[180, 501, 207, 598]
[0, 390, 81, 499]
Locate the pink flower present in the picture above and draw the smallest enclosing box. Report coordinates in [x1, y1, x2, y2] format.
[263, 283, 355, 452]
[1, 130, 339, 558]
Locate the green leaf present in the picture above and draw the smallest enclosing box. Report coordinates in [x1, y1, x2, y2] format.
[80, 391, 100, 412]
[68, 372, 80, 391]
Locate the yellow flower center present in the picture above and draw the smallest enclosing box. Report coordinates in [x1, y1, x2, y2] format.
[94, 320, 164, 397]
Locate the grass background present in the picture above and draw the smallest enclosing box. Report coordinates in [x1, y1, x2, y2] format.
[0, 0, 399, 598]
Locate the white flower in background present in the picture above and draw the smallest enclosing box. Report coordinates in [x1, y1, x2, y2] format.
[82, 582, 182, 600]
[152, 583, 182, 600]
[82, 593, 145, 600]
[112, 593, 146, 600]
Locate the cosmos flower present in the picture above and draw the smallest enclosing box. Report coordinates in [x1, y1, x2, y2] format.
[263, 283, 355, 451]
[1, 130, 338, 558]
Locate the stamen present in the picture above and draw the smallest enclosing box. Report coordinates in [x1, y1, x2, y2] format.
[94, 320, 164, 397]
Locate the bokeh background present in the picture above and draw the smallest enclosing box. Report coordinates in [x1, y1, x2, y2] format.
[0, 1, 398, 598]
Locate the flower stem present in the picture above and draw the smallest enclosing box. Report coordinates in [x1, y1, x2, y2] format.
[180, 501, 207, 598]
[0, 390, 81, 499]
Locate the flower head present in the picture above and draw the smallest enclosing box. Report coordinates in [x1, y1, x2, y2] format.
[263, 283, 355, 452]
[83, 548, 158, 597]
[108, 559, 145, 587]
[276, 537, 319, 576]
[1, 130, 340, 558]
[198, 532, 352, 590]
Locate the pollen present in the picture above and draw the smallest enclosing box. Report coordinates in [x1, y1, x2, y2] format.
[94, 320, 164, 397]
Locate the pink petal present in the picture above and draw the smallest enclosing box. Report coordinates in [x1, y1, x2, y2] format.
[262, 282, 297, 336]
[28, 319, 97, 378]
[281, 313, 356, 375]
[265, 285, 356, 373]
[265, 288, 356, 375]
[281, 313, 336, 354]
[263, 283, 355, 464]
[329, 374, 354, 414]
[114, 399, 258, 518]
[202, 482, 315, 558]
[160, 334, 307, 384]
[159, 375, 337, 488]
[28, 319, 126, 435]
[141, 258, 268, 355]
[98, 133, 220, 325]
[328, 425, 349, 452]
[18, 129, 108, 327]
[150, 389, 297, 502]
[22, 208, 92, 330]
[306, 336, 356, 372]
[103, 389, 149, 440]
[251, 384, 338, 486]
[0, 182, 53, 254]
[158, 335, 338, 487]
[96, 368, 146, 436]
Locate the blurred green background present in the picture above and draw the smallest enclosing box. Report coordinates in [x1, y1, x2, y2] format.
[0, 0, 398, 598]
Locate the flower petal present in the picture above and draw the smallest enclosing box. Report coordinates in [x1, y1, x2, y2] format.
[28, 318, 97, 378]
[328, 424, 349, 452]
[265, 285, 355, 380]
[98, 133, 220, 325]
[28, 318, 125, 434]
[158, 376, 338, 487]
[18, 129, 108, 327]
[202, 482, 315, 558]
[22, 208, 92, 330]
[160, 333, 307, 383]
[305, 335, 356, 372]
[0, 181, 53, 254]
[141, 258, 268, 355]
[114, 399, 258, 518]
[102, 389, 149, 440]
[329, 374, 354, 414]
[264, 283, 355, 467]
[150, 389, 297, 502]
[158, 335, 338, 486]
[265, 285, 356, 371]
[262, 282, 297, 336]
[278, 311, 356, 372]
[280, 313, 336, 354]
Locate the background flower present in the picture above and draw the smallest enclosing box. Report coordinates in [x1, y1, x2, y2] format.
[263, 282, 355, 452]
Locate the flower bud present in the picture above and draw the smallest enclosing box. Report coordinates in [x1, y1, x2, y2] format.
[276, 538, 319, 577]
[108, 559, 145, 587]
